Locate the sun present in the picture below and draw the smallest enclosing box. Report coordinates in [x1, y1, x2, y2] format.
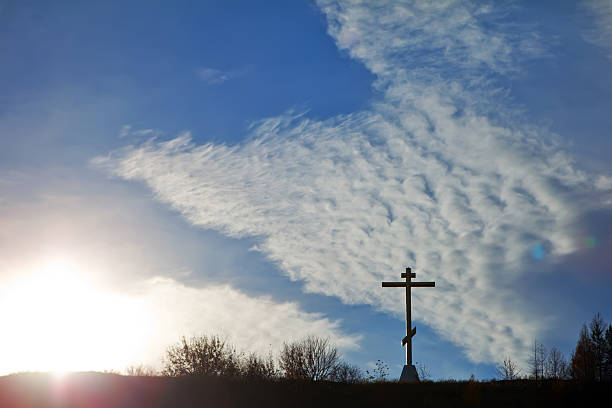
[0, 258, 153, 375]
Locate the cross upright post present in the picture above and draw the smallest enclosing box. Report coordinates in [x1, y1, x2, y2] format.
[405, 268, 413, 365]
[382, 267, 435, 381]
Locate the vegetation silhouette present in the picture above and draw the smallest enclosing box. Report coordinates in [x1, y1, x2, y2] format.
[1, 314, 612, 406]
[161, 334, 361, 383]
[365, 359, 389, 382]
[1, 372, 610, 408]
[279, 336, 340, 381]
[570, 312, 612, 382]
[162, 335, 241, 377]
[496, 357, 521, 380]
[155, 314, 612, 385]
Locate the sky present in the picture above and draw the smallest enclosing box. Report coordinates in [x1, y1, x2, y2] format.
[1, 0, 611, 380]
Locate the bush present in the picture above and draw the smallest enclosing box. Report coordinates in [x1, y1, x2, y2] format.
[161, 333, 362, 383]
[496, 357, 521, 380]
[162, 335, 240, 377]
[240, 352, 278, 380]
[365, 360, 389, 382]
[330, 362, 363, 383]
[125, 364, 158, 376]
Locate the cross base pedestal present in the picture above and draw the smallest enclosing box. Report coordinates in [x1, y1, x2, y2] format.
[399, 365, 419, 382]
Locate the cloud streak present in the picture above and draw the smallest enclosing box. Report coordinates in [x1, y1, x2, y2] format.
[95, 0, 612, 366]
[196, 67, 246, 85]
[581, 0, 612, 58]
[119, 124, 159, 139]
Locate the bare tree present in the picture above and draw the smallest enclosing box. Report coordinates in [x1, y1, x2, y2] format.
[496, 357, 521, 380]
[279, 339, 307, 380]
[162, 335, 240, 377]
[544, 347, 568, 379]
[530, 340, 546, 381]
[279, 336, 340, 381]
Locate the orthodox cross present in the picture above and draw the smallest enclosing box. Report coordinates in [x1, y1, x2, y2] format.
[382, 267, 435, 366]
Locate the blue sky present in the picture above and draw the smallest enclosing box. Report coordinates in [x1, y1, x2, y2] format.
[1, 0, 611, 379]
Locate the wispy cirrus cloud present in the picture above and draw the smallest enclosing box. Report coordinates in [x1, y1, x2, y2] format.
[319, 0, 545, 82]
[94, 0, 612, 367]
[119, 124, 160, 139]
[196, 67, 246, 85]
[581, 0, 612, 58]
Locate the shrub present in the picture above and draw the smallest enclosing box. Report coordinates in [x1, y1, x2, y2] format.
[162, 335, 240, 377]
[496, 357, 521, 380]
[330, 362, 363, 383]
[240, 352, 278, 380]
[125, 364, 158, 376]
[365, 360, 389, 382]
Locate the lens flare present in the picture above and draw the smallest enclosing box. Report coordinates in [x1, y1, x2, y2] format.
[585, 236, 597, 249]
[531, 244, 544, 261]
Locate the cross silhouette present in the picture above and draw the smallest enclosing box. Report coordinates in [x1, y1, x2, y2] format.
[382, 267, 435, 367]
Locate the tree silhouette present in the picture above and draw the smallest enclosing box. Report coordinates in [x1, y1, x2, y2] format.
[571, 324, 596, 381]
[163, 335, 240, 377]
[529, 340, 546, 381]
[496, 357, 521, 380]
[604, 324, 612, 382]
[240, 352, 278, 380]
[278, 336, 340, 381]
[544, 347, 569, 379]
[590, 313, 606, 381]
[330, 362, 363, 383]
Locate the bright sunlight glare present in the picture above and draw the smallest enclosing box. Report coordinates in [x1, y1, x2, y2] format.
[0, 258, 154, 375]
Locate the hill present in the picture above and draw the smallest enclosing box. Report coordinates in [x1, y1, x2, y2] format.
[0, 372, 609, 408]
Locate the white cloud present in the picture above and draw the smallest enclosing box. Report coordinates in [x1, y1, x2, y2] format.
[581, 0, 612, 58]
[132, 277, 359, 369]
[318, 0, 545, 83]
[119, 124, 132, 138]
[94, 0, 612, 368]
[0, 273, 357, 374]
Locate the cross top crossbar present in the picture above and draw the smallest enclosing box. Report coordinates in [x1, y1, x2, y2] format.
[382, 267, 435, 366]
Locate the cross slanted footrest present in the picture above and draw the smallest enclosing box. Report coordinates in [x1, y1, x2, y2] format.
[401, 327, 416, 346]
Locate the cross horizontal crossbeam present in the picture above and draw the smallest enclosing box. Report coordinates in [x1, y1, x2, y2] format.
[381, 281, 435, 288]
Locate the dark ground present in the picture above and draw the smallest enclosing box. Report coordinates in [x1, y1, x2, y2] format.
[0, 372, 609, 408]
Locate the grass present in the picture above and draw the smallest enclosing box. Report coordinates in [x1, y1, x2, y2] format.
[0, 372, 609, 407]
